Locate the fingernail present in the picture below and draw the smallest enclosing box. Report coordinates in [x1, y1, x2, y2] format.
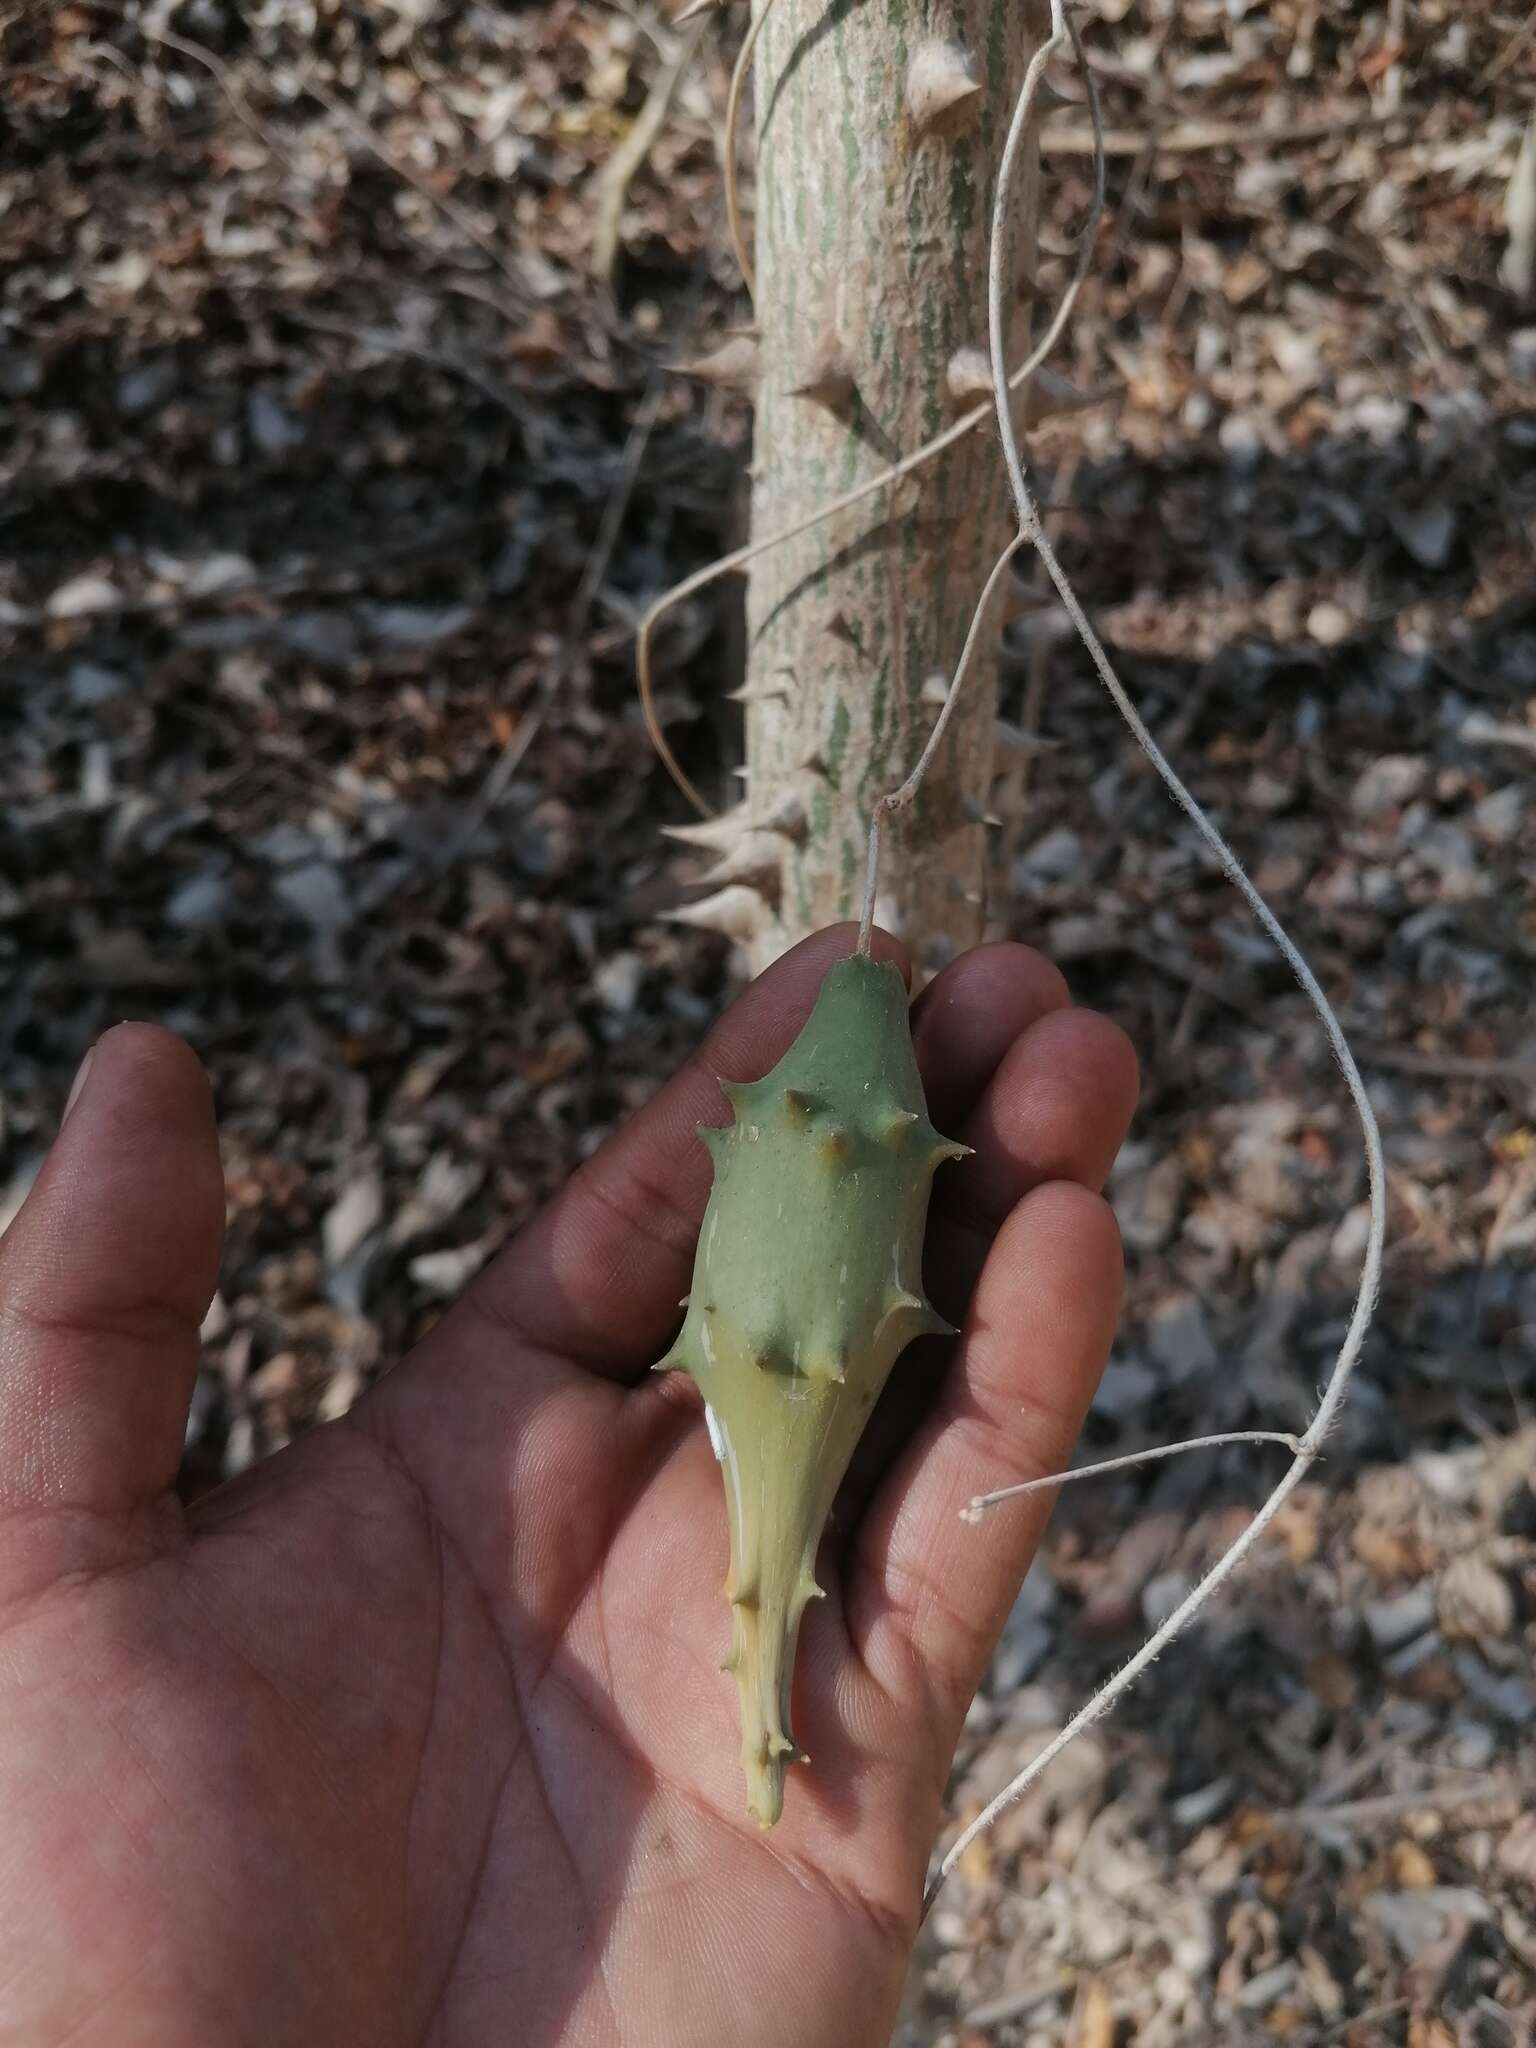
[63, 1046, 96, 1125]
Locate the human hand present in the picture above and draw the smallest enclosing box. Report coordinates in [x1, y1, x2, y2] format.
[0, 926, 1136, 2048]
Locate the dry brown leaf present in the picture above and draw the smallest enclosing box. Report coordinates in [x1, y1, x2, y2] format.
[1072, 1978, 1115, 2048]
[955, 1803, 994, 1888]
[1224, 253, 1270, 304]
[1497, 1812, 1536, 1894]
[1398, 1657, 1463, 1706]
[1304, 1651, 1359, 1711]
[1390, 1839, 1438, 1890]
[1180, 1131, 1215, 1177]
[1437, 1552, 1516, 1642]
[1353, 1522, 1426, 1581]
[1271, 1497, 1321, 1566]
[1359, 38, 1406, 83]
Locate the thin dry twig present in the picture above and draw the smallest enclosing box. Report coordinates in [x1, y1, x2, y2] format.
[436, 242, 712, 872]
[961, 1431, 1304, 1521]
[1322, 2000, 1409, 2042]
[723, 0, 780, 299]
[1, 515, 500, 634]
[921, 0, 1388, 1916]
[1287, 1781, 1502, 1833]
[305, 78, 524, 294]
[142, 23, 307, 180]
[593, 19, 708, 287]
[287, 311, 535, 429]
[1001, 435, 1082, 899]
[435, 374, 673, 878]
[962, 1981, 1066, 2032]
[1042, 107, 1408, 157]
[1357, 1044, 1536, 1087]
[1485, 9, 1536, 83]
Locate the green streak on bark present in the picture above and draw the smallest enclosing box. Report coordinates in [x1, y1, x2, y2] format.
[905, 134, 927, 259]
[835, 13, 859, 204]
[889, 0, 910, 126]
[865, 652, 891, 797]
[825, 695, 852, 790]
[932, 444, 952, 631]
[794, 851, 812, 931]
[987, 0, 1009, 93]
[837, 421, 860, 492]
[949, 148, 976, 247]
[839, 834, 859, 917]
[918, 293, 941, 442]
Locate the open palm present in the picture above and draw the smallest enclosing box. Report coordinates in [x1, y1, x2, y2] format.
[0, 927, 1135, 2048]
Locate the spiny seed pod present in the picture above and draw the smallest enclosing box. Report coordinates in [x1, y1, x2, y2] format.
[658, 955, 968, 1825]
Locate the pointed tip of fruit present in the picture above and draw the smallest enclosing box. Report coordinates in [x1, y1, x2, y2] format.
[920, 1301, 959, 1340]
[750, 1782, 784, 1829]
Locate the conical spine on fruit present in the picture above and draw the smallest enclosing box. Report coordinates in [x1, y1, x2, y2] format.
[657, 955, 968, 1825]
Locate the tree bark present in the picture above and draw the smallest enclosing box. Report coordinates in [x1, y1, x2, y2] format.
[691, 0, 1044, 976]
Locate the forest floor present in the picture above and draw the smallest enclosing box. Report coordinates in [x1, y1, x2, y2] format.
[2, 2, 1535, 2042]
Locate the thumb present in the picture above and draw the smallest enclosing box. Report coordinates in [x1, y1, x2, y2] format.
[0, 1025, 223, 1527]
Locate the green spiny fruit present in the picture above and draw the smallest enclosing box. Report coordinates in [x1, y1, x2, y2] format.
[658, 954, 969, 1826]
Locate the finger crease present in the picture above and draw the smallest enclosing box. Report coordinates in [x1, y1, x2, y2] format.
[578, 1156, 702, 1270]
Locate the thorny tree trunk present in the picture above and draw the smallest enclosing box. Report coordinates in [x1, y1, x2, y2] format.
[690, 0, 1045, 976]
